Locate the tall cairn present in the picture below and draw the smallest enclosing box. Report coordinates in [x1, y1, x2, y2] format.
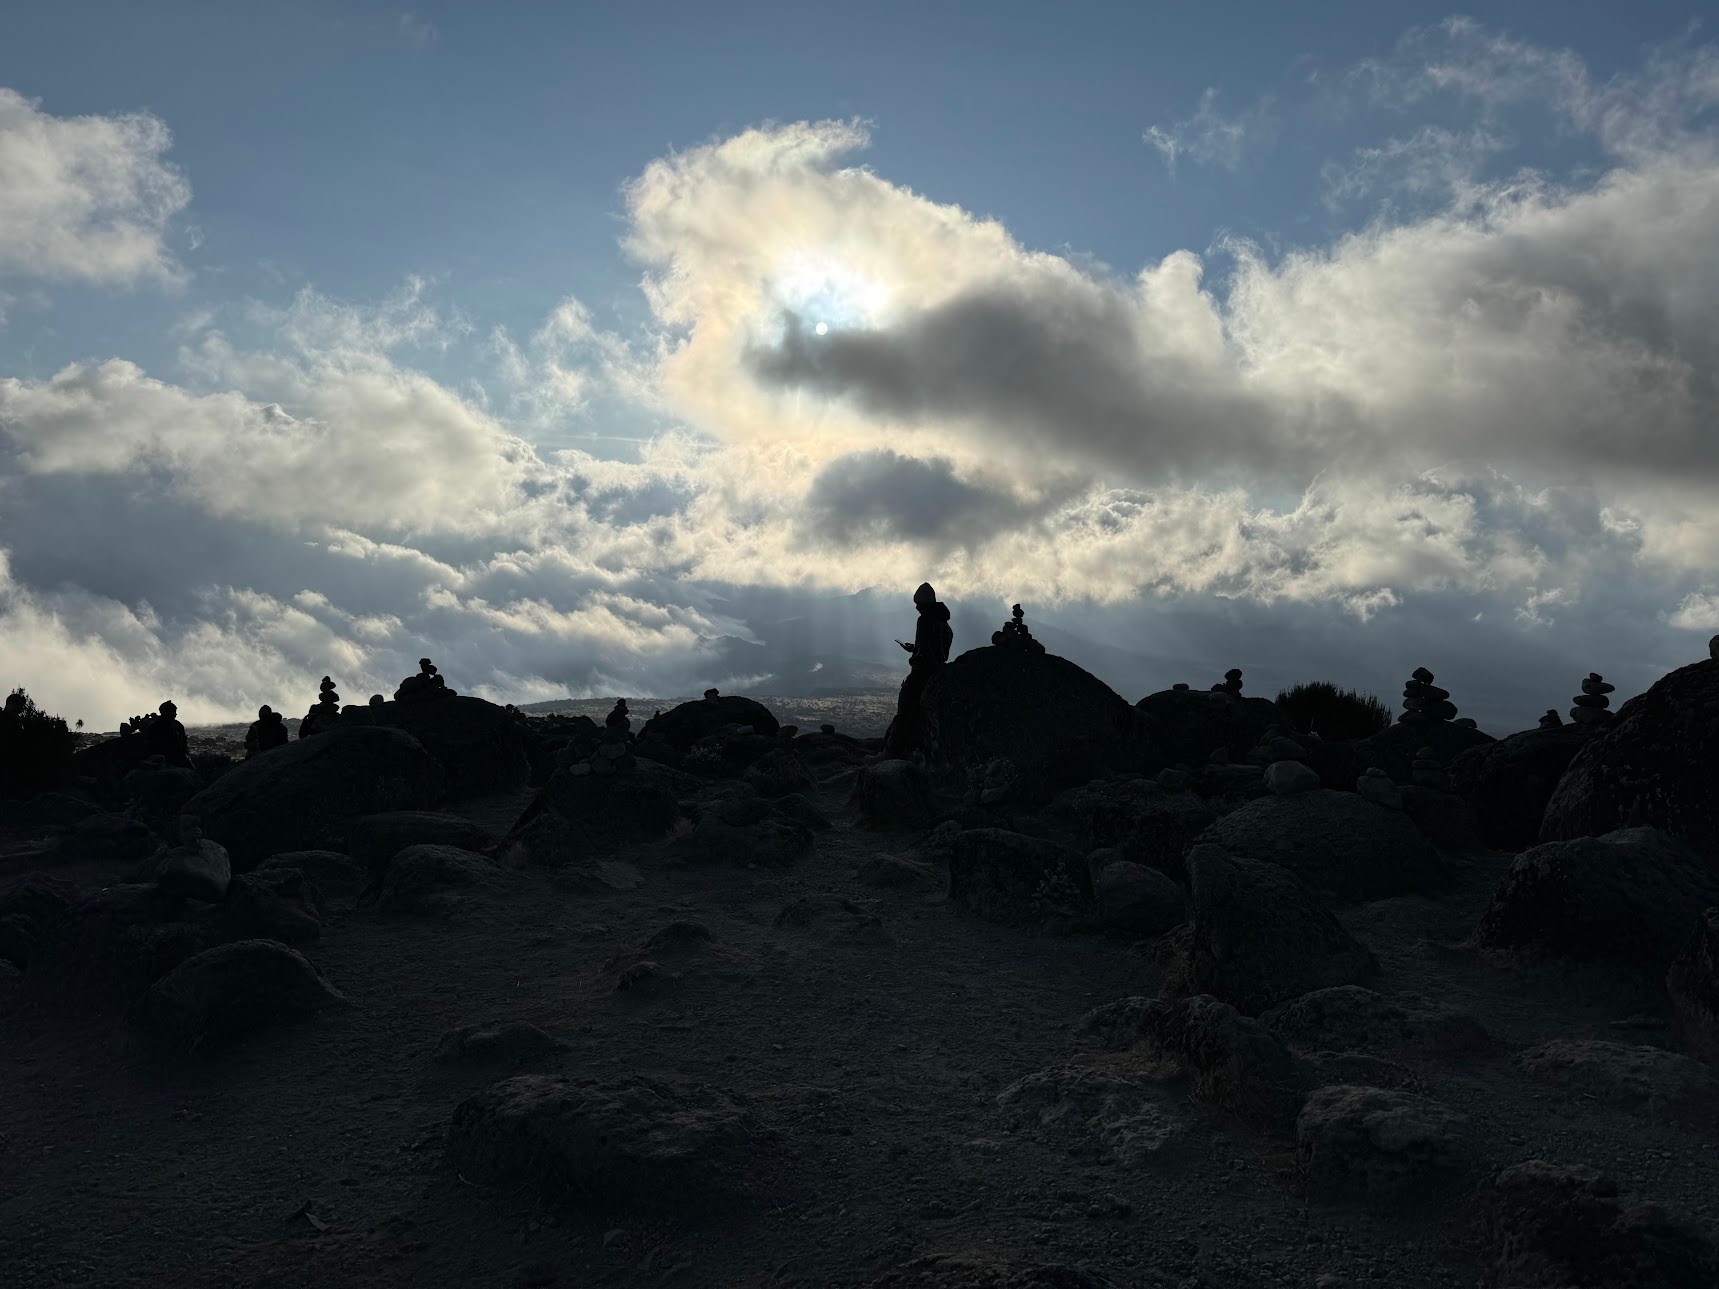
[1399, 666, 1458, 724]
[1569, 672, 1615, 726]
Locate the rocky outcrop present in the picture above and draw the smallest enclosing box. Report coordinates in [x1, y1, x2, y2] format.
[1054, 777, 1217, 884]
[1353, 719, 1495, 786]
[849, 759, 938, 831]
[369, 694, 530, 798]
[1667, 907, 1719, 1065]
[372, 845, 507, 916]
[925, 647, 1159, 799]
[1296, 1085, 1473, 1202]
[1134, 994, 1303, 1133]
[637, 695, 780, 752]
[1538, 658, 1719, 857]
[1090, 857, 1186, 936]
[1260, 985, 1495, 1058]
[1516, 1040, 1719, 1128]
[1191, 789, 1446, 905]
[133, 938, 347, 1051]
[183, 726, 445, 870]
[1449, 724, 1600, 852]
[348, 812, 494, 879]
[1472, 827, 1719, 969]
[1137, 686, 1281, 767]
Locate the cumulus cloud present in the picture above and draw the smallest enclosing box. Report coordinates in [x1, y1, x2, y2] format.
[0, 87, 191, 286]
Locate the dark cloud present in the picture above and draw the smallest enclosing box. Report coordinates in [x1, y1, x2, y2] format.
[801, 448, 1037, 545]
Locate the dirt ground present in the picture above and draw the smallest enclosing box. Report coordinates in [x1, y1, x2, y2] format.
[1, 774, 1715, 1289]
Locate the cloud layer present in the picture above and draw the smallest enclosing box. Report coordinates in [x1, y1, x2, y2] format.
[2, 21, 1717, 732]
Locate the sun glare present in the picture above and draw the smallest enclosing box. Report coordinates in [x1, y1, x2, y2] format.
[771, 254, 892, 333]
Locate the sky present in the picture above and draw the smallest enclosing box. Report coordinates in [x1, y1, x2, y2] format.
[2, 1, 1717, 735]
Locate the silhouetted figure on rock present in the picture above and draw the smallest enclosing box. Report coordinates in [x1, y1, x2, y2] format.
[149, 700, 194, 770]
[1212, 667, 1243, 695]
[883, 582, 953, 758]
[245, 705, 289, 757]
[396, 658, 455, 703]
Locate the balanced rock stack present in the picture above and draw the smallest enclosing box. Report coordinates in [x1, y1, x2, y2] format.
[1210, 668, 1243, 696]
[1538, 708, 1564, 729]
[991, 603, 1046, 654]
[395, 657, 455, 703]
[1410, 746, 1450, 791]
[1569, 672, 1615, 725]
[299, 676, 342, 739]
[1399, 667, 1458, 724]
[1356, 766, 1403, 810]
[605, 698, 632, 734]
[575, 722, 637, 779]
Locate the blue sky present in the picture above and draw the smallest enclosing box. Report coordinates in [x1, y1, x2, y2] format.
[2, 3, 1717, 731]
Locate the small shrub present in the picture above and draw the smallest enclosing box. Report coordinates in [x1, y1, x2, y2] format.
[1274, 681, 1392, 741]
[0, 687, 78, 798]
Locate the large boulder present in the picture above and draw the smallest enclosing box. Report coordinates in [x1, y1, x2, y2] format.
[216, 869, 323, 944]
[133, 939, 348, 1051]
[1296, 1085, 1473, 1202]
[1192, 789, 1446, 905]
[1091, 858, 1187, 936]
[445, 1073, 774, 1212]
[1449, 724, 1602, 852]
[1472, 827, 1719, 970]
[348, 811, 495, 879]
[1667, 908, 1719, 1065]
[1353, 720, 1495, 785]
[1157, 845, 1378, 1016]
[1451, 1159, 1719, 1288]
[1260, 985, 1495, 1059]
[372, 845, 506, 916]
[924, 647, 1159, 799]
[57, 812, 158, 864]
[254, 850, 369, 899]
[1516, 1040, 1719, 1128]
[368, 694, 529, 798]
[539, 761, 686, 855]
[1136, 688, 1281, 767]
[153, 839, 232, 904]
[183, 726, 445, 870]
[743, 746, 816, 799]
[637, 696, 780, 753]
[30, 883, 203, 1001]
[0, 872, 81, 968]
[994, 1064, 1187, 1165]
[1539, 658, 1719, 857]
[944, 828, 1093, 930]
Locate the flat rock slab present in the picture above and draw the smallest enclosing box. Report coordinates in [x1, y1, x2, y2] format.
[995, 1064, 1187, 1165]
[1517, 1039, 1719, 1127]
[1296, 1084, 1473, 1202]
[445, 1073, 774, 1212]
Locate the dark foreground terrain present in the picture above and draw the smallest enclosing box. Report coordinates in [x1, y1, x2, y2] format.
[3, 762, 1715, 1289]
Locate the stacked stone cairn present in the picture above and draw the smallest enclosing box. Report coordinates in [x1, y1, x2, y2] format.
[1538, 708, 1564, 729]
[1569, 672, 1616, 726]
[395, 657, 455, 703]
[300, 676, 341, 738]
[574, 703, 636, 780]
[605, 698, 631, 733]
[1399, 666, 1458, 724]
[1211, 667, 1243, 695]
[703, 688, 720, 702]
[991, 603, 1046, 654]
[1410, 746, 1450, 791]
[1172, 682, 1189, 692]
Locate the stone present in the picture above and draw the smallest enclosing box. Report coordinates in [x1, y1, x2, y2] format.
[1134, 994, 1302, 1132]
[1517, 1040, 1719, 1127]
[1667, 908, 1719, 1064]
[1073, 995, 1154, 1051]
[58, 813, 158, 864]
[1355, 774, 1403, 810]
[671, 810, 813, 869]
[445, 1074, 773, 1212]
[1448, 724, 1601, 852]
[1091, 859, 1187, 936]
[253, 850, 369, 898]
[28, 883, 201, 1001]
[772, 894, 886, 943]
[1473, 827, 1719, 970]
[995, 1065, 1186, 1165]
[155, 839, 232, 903]
[348, 811, 494, 879]
[217, 869, 323, 944]
[1262, 986, 1494, 1058]
[1539, 657, 1719, 854]
[373, 845, 507, 916]
[434, 1022, 568, 1066]
[743, 746, 815, 799]
[1354, 719, 1494, 786]
[858, 854, 934, 888]
[1452, 1159, 1719, 1289]
[134, 939, 348, 1051]
[637, 696, 780, 753]
[1264, 760, 1321, 795]
[541, 760, 686, 854]
[184, 727, 445, 870]
[944, 828, 1093, 929]
[1296, 1085, 1473, 1202]
[1539, 709, 1564, 729]
[1054, 776, 1218, 883]
[1139, 684, 1281, 769]
[368, 694, 530, 796]
[849, 759, 938, 830]
[1157, 846, 1378, 1016]
[1569, 704, 1612, 725]
[1192, 789, 1445, 904]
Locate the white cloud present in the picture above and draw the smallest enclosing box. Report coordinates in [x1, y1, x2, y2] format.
[1144, 87, 1274, 173]
[0, 87, 190, 286]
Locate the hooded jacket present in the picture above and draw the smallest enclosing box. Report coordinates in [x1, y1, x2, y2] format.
[912, 600, 953, 668]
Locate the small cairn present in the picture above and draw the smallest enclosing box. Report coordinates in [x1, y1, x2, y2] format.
[396, 657, 455, 703]
[1399, 667, 1458, 724]
[992, 604, 1046, 654]
[1210, 668, 1243, 696]
[1410, 746, 1450, 791]
[575, 714, 636, 779]
[606, 699, 632, 734]
[1538, 708, 1564, 730]
[300, 676, 342, 739]
[1710, 634, 1719, 662]
[819, 723, 836, 735]
[1569, 672, 1615, 726]
[703, 688, 720, 702]
[1172, 683, 1190, 692]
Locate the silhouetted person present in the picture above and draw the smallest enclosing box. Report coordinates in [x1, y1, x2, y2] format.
[150, 700, 194, 770]
[883, 582, 953, 758]
[245, 705, 289, 757]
